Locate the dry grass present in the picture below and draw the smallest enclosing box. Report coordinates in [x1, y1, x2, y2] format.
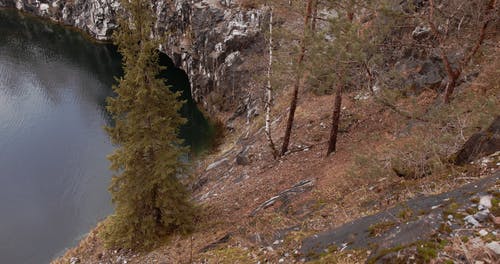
[54, 84, 498, 264]
[439, 236, 499, 263]
[53, 33, 500, 264]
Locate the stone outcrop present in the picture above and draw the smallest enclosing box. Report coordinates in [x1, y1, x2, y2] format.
[301, 172, 500, 262]
[454, 116, 500, 165]
[0, 0, 266, 117]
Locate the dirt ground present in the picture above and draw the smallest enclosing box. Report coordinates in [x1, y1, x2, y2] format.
[54, 68, 499, 263]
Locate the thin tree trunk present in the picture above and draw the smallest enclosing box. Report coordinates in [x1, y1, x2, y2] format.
[265, 7, 278, 158]
[327, 83, 343, 156]
[445, 0, 496, 103]
[460, 0, 496, 70]
[311, 0, 318, 31]
[363, 62, 375, 95]
[429, 0, 496, 104]
[443, 76, 458, 104]
[428, 0, 459, 104]
[281, 0, 314, 156]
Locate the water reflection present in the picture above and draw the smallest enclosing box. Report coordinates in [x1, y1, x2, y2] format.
[0, 10, 122, 264]
[0, 10, 212, 263]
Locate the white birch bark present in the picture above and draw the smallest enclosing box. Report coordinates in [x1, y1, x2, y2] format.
[265, 7, 278, 158]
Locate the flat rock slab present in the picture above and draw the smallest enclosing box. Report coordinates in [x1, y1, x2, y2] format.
[300, 172, 499, 260]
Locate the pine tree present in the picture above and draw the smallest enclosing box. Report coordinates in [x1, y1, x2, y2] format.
[102, 0, 194, 249]
[307, 0, 386, 156]
[280, 0, 315, 156]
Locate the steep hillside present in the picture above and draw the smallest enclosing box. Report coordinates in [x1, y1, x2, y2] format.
[56, 51, 499, 263]
[2, 0, 498, 263]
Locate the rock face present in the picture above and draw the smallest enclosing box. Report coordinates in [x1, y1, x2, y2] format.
[454, 116, 500, 165]
[0, 0, 120, 40]
[0, 0, 266, 117]
[300, 172, 500, 262]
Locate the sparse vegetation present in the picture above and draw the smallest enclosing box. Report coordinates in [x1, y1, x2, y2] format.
[416, 239, 448, 262]
[442, 202, 460, 219]
[367, 244, 407, 264]
[491, 197, 500, 216]
[199, 247, 253, 264]
[50, 0, 499, 262]
[310, 249, 369, 264]
[397, 205, 414, 221]
[349, 73, 499, 182]
[368, 220, 396, 237]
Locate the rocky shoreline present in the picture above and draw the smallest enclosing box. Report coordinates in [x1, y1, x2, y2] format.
[0, 0, 266, 117]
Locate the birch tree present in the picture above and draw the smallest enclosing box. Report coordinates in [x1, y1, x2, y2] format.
[265, 6, 279, 158]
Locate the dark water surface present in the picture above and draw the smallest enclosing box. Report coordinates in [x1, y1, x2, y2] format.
[0, 10, 212, 264]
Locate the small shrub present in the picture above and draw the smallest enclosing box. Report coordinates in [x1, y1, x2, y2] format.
[350, 75, 499, 182]
[416, 239, 447, 262]
[368, 220, 396, 237]
[397, 206, 413, 221]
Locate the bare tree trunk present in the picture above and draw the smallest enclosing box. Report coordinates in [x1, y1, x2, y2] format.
[281, 0, 314, 156]
[445, 0, 496, 103]
[443, 75, 458, 104]
[460, 0, 496, 70]
[265, 7, 278, 158]
[428, 0, 458, 104]
[428, 0, 496, 104]
[327, 83, 343, 156]
[311, 0, 318, 31]
[363, 62, 375, 95]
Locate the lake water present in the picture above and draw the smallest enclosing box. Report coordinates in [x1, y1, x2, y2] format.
[0, 10, 212, 264]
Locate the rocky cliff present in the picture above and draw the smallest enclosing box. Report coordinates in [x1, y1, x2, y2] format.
[0, 0, 266, 118]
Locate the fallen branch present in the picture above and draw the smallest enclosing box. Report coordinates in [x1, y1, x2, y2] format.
[286, 145, 314, 155]
[250, 179, 314, 216]
[375, 97, 428, 122]
[199, 233, 232, 253]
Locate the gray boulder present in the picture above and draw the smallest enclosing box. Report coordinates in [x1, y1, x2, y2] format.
[454, 116, 500, 165]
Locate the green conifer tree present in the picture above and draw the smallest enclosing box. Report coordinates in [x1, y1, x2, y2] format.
[102, 0, 194, 249]
[306, 0, 387, 155]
